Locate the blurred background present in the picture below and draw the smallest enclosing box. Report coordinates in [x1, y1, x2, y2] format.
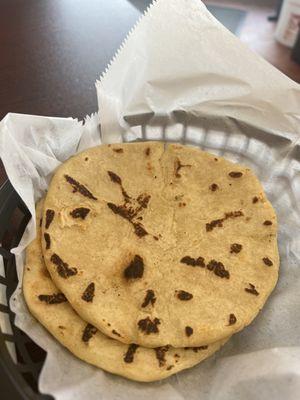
[203, 0, 300, 81]
[0, 0, 299, 122]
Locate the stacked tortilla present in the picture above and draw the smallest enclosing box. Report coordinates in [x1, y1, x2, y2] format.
[23, 142, 279, 381]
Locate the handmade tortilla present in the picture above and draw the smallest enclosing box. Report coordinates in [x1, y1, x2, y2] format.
[41, 141, 279, 348]
[23, 201, 227, 382]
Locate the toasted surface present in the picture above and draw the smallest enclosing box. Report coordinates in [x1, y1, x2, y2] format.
[23, 201, 226, 382]
[41, 142, 279, 348]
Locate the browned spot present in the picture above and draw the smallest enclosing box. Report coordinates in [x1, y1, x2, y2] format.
[106, 185, 150, 238]
[185, 326, 193, 337]
[38, 293, 67, 304]
[214, 158, 218, 161]
[107, 202, 135, 220]
[124, 255, 144, 280]
[70, 207, 90, 220]
[229, 171, 243, 178]
[176, 290, 193, 300]
[137, 194, 151, 209]
[174, 194, 184, 201]
[45, 209, 55, 229]
[228, 313, 237, 325]
[230, 243, 242, 254]
[180, 256, 205, 267]
[82, 282, 95, 302]
[108, 170, 122, 184]
[174, 158, 191, 178]
[207, 260, 230, 279]
[107, 203, 148, 237]
[113, 148, 124, 153]
[193, 346, 207, 352]
[26, 267, 30, 271]
[142, 290, 156, 307]
[206, 210, 244, 232]
[225, 211, 244, 219]
[205, 218, 224, 231]
[154, 346, 169, 367]
[39, 218, 42, 227]
[82, 324, 97, 343]
[112, 329, 121, 337]
[138, 317, 160, 334]
[263, 220, 273, 226]
[153, 236, 159, 241]
[133, 223, 148, 237]
[41, 267, 50, 278]
[245, 283, 259, 296]
[58, 325, 66, 330]
[184, 346, 208, 352]
[166, 365, 174, 371]
[210, 183, 219, 191]
[44, 233, 51, 250]
[124, 344, 139, 363]
[50, 253, 78, 278]
[252, 196, 259, 203]
[178, 202, 186, 208]
[263, 257, 273, 266]
[85, 157, 89, 161]
[174, 354, 180, 358]
[145, 147, 150, 156]
[146, 160, 152, 169]
[64, 175, 97, 200]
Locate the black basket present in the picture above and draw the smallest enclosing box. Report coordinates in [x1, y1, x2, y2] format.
[0, 179, 53, 400]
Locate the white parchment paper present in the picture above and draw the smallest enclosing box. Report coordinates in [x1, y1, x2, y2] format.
[0, 0, 300, 399]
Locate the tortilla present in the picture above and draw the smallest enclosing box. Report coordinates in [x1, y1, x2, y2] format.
[23, 201, 227, 382]
[41, 141, 279, 348]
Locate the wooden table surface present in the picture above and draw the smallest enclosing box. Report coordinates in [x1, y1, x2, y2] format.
[0, 0, 149, 122]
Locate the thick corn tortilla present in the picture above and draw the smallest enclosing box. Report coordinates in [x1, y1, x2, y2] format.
[41, 141, 279, 348]
[23, 201, 227, 382]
